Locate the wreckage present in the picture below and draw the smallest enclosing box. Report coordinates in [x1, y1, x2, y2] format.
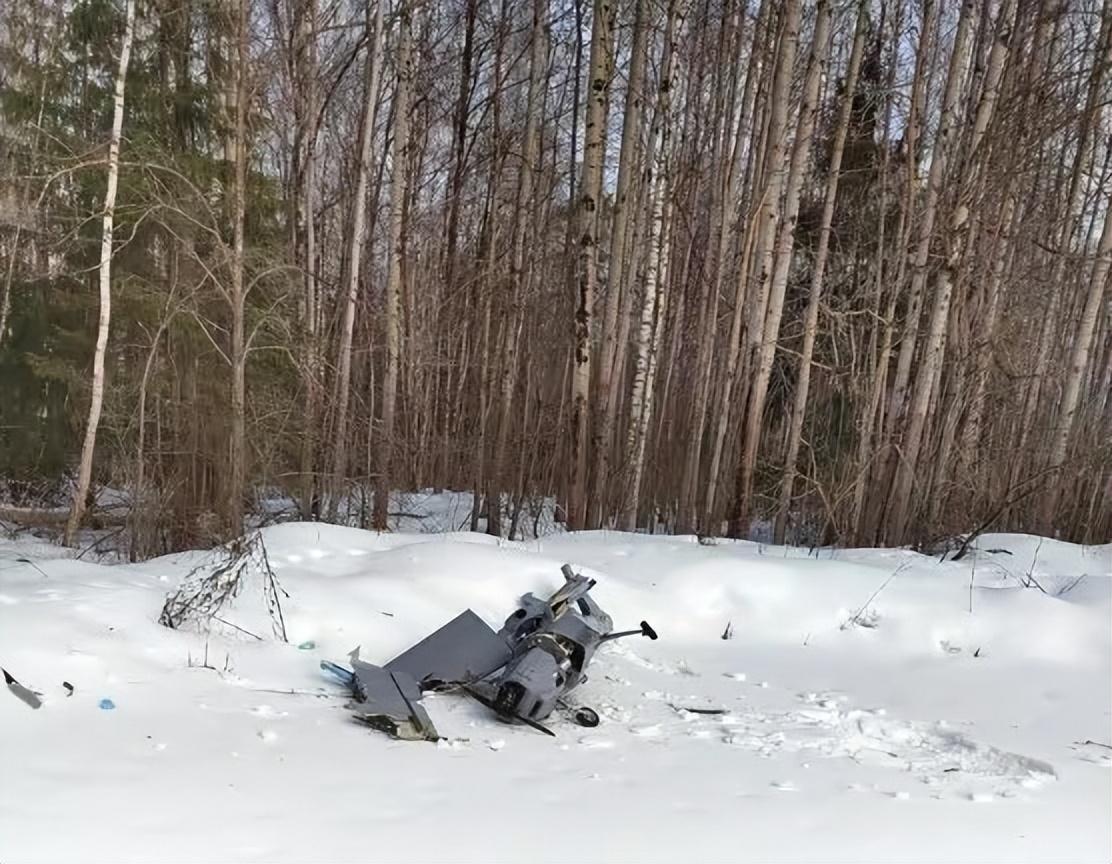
[321, 564, 657, 740]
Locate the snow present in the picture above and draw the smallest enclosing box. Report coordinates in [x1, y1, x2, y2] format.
[1, 519, 1109, 863]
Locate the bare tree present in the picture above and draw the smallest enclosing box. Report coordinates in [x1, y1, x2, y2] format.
[774, 0, 867, 543]
[65, 0, 137, 545]
[569, 0, 616, 530]
[373, 0, 413, 531]
[330, 0, 385, 519]
[623, 0, 680, 532]
[590, 0, 649, 528]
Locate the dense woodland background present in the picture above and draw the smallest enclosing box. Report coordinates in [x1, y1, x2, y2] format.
[1, 0, 1110, 556]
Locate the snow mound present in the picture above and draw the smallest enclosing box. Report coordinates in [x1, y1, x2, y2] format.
[1, 524, 1108, 863]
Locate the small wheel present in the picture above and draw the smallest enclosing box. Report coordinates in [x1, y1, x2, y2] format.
[574, 707, 600, 727]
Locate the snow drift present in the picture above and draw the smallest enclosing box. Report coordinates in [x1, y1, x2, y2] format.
[1, 523, 1109, 862]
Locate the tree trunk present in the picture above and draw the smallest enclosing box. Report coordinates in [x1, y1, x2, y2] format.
[689, 0, 769, 533]
[490, 0, 547, 536]
[227, 0, 249, 537]
[622, 0, 678, 532]
[589, 0, 649, 528]
[65, 0, 137, 546]
[959, 196, 1018, 467]
[728, 0, 816, 538]
[1040, 186, 1112, 529]
[373, 1, 413, 531]
[0, 226, 17, 352]
[1012, 3, 1110, 491]
[293, 0, 320, 521]
[882, 0, 938, 443]
[331, 0, 385, 519]
[773, 0, 866, 544]
[885, 0, 1009, 542]
[569, 0, 616, 530]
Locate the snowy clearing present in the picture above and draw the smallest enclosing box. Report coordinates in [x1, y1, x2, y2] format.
[1, 524, 1109, 863]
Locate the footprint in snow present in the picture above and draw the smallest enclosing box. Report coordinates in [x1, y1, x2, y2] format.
[579, 736, 615, 749]
[257, 729, 279, 743]
[770, 781, 798, 792]
[631, 724, 663, 738]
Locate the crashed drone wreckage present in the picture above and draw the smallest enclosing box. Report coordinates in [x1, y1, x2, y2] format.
[320, 564, 658, 741]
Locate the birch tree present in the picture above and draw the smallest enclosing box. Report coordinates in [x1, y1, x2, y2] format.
[590, 0, 649, 528]
[623, 0, 680, 532]
[729, 0, 821, 537]
[65, 0, 137, 545]
[1041, 178, 1112, 529]
[885, 0, 1007, 542]
[569, 0, 616, 530]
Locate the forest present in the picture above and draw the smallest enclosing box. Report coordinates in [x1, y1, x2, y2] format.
[1, 0, 1110, 556]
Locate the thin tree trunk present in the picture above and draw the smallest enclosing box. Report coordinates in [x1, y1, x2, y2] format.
[330, 0, 385, 519]
[65, 0, 137, 546]
[885, 0, 1009, 542]
[444, 0, 477, 298]
[373, 1, 413, 531]
[1040, 186, 1112, 529]
[728, 0, 816, 538]
[490, 0, 547, 536]
[227, 0, 250, 537]
[960, 196, 1018, 465]
[773, 0, 866, 544]
[589, 0, 649, 528]
[293, 0, 320, 521]
[569, 0, 616, 530]
[622, 0, 678, 532]
[0, 225, 18, 351]
[883, 0, 938, 441]
[692, 0, 769, 532]
[1012, 3, 1110, 489]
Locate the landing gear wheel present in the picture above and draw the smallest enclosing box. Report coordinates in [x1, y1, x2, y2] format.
[574, 707, 600, 727]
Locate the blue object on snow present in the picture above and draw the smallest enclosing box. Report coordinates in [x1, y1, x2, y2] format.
[320, 660, 355, 688]
[98, 698, 115, 710]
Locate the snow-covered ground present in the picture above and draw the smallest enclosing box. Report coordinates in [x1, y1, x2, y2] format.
[1, 522, 1109, 862]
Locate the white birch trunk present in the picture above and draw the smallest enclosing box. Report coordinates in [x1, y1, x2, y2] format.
[590, 0, 650, 527]
[622, 0, 679, 532]
[1040, 192, 1112, 528]
[569, 0, 616, 530]
[885, 0, 1009, 542]
[65, 0, 137, 546]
